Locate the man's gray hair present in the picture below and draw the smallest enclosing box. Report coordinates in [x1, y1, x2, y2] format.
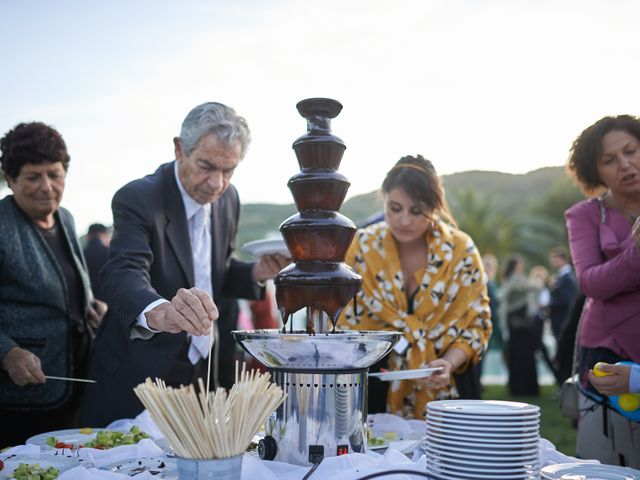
[179, 102, 251, 158]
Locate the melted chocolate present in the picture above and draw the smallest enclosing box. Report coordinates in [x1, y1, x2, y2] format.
[275, 98, 361, 334]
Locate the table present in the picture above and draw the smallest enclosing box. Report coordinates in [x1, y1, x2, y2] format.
[0, 413, 601, 480]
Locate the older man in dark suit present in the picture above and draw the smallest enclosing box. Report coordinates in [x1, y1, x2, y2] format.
[548, 246, 579, 343]
[80, 102, 288, 426]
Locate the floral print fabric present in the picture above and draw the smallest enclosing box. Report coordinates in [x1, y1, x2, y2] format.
[338, 219, 492, 418]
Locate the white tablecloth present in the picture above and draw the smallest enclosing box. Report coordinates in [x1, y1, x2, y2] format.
[0, 411, 596, 479]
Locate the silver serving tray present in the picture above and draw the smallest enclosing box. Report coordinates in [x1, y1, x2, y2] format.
[232, 329, 400, 371]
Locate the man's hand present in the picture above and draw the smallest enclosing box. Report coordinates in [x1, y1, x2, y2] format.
[2, 346, 46, 386]
[252, 253, 291, 282]
[145, 288, 218, 335]
[88, 299, 108, 329]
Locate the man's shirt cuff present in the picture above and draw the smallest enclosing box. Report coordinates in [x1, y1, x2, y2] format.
[130, 299, 168, 340]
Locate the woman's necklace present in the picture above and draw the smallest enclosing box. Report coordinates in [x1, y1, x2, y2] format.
[607, 192, 640, 223]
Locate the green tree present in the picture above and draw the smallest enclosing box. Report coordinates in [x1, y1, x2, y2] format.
[508, 215, 568, 266]
[447, 188, 568, 268]
[446, 188, 513, 257]
[528, 175, 585, 243]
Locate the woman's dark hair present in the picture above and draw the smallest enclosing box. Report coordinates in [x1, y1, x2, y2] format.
[567, 114, 640, 194]
[381, 154, 456, 225]
[0, 122, 70, 180]
[502, 254, 524, 281]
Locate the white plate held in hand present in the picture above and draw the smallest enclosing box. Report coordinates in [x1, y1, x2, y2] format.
[241, 238, 289, 258]
[369, 367, 443, 381]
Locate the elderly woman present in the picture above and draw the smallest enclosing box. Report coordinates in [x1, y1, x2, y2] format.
[339, 155, 492, 419]
[0, 122, 106, 447]
[565, 115, 640, 466]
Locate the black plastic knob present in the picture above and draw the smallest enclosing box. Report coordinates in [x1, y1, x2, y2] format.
[258, 435, 278, 461]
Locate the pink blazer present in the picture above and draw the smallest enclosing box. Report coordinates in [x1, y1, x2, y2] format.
[565, 198, 640, 362]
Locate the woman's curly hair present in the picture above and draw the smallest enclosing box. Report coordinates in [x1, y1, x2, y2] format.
[567, 115, 640, 194]
[0, 122, 70, 179]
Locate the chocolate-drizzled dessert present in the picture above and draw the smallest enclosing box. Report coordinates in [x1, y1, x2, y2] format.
[275, 98, 361, 334]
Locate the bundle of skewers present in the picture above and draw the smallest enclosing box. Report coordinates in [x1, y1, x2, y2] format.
[134, 363, 285, 459]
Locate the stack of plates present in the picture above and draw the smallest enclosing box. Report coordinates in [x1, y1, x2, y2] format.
[425, 400, 540, 480]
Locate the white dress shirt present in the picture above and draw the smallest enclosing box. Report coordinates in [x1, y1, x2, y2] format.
[133, 162, 214, 364]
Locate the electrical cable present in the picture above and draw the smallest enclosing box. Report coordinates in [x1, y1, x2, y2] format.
[301, 461, 322, 480]
[356, 469, 433, 479]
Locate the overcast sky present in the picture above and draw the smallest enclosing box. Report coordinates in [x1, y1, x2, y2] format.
[2, 0, 639, 234]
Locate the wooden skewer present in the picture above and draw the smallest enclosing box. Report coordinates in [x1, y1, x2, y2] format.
[45, 375, 96, 383]
[205, 324, 214, 402]
[133, 362, 286, 459]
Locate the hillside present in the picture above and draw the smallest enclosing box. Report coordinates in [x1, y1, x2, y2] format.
[237, 166, 574, 257]
[443, 167, 566, 207]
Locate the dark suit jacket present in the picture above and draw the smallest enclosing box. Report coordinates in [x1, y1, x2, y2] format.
[80, 162, 263, 426]
[83, 238, 109, 302]
[549, 269, 579, 339]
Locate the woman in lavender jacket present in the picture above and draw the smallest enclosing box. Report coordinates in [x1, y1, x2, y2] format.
[565, 114, 640, 466]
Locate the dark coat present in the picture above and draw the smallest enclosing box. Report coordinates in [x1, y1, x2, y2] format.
[83, 237, 109, 302]
[80, 162, 263, 426]
[549, 269, 579, 340]
[0, 196, 93, 410]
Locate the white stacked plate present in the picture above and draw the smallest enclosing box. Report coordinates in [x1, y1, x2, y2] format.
[426, 400, 541, 480]
[541, 463, 640, 479]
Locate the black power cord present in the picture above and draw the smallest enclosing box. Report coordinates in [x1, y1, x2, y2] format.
[302, 461, 322, 480]
[356, 469, 433, 479]
[302, 445, 325, 479]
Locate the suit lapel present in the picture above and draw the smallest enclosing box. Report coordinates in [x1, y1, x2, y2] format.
[162, 163, 195, 287]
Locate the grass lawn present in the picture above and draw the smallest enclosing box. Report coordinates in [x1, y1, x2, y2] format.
[482, 384, 577, 456]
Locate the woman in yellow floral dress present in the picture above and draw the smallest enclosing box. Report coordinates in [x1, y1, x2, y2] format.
[338, 155, 492, 419]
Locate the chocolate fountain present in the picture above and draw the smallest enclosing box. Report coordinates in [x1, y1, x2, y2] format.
[233, 98, 400, 466]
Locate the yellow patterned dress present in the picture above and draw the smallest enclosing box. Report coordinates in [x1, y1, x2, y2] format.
[338, 219, 492, 419]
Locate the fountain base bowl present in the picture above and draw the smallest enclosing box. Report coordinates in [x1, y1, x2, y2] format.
[232, 329, 401, 372]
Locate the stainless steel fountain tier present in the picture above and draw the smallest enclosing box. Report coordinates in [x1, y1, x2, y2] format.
[232, 330, 400, 465]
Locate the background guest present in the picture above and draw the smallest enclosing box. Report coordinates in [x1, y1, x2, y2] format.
[83, 223, 110, 302]
[482, 254, 502, 348]
[0, 122, 106, 447]
[499, 254, 541, 396]
[554, 292, 586, 384]
[527, 265, 550, 322]
[547, 246, 579, 343]
[480, 253, 502, 383]
[565, 114, 640, 466]
[339, 155, 492, 419]
[527, 265, 559, 383]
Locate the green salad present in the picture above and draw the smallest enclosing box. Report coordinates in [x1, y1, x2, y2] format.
[10, 463, 59, 480]
[367, 436, 387, 447]
[45, 426, 150, 449]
